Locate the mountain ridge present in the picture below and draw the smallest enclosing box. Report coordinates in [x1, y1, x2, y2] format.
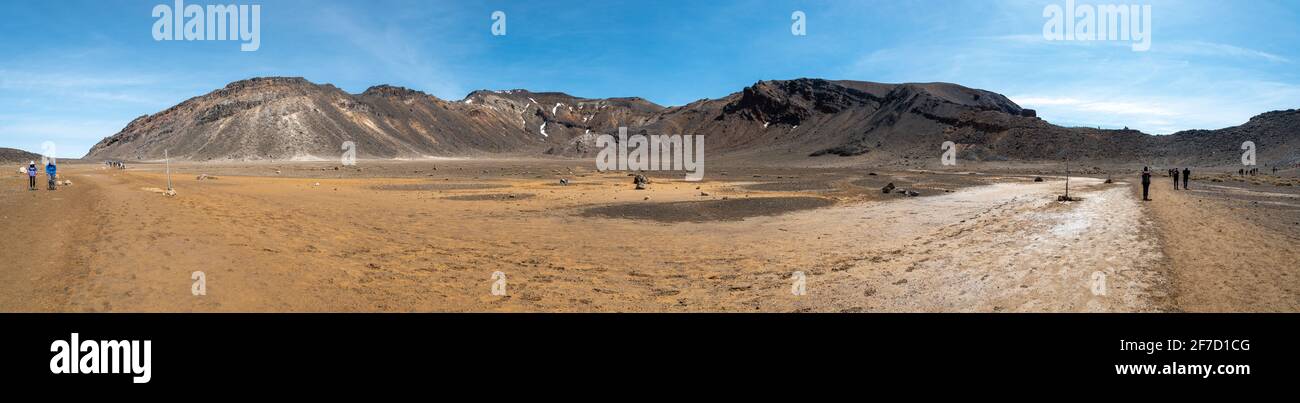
[84, 77, 1299, 167]
[0, 147, 42, 164]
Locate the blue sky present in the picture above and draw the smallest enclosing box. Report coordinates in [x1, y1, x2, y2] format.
[2, 0, 1298, 157]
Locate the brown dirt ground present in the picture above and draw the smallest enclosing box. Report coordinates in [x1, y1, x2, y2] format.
[0, 160, 1295, 312]
[1142, 175, 1300, 312]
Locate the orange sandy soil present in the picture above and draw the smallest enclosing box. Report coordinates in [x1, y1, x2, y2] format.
[1142, 175, 1300, 312]
[0, 160, 1295, 312]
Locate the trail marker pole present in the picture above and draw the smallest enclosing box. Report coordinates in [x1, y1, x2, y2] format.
[165, 149, 173, 191]
[1064, 159, 1070, 200]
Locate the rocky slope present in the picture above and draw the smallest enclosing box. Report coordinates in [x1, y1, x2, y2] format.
[1161, 109, 1300, 167]
[0, 147, 41, 164]
[84, 77, 1298, 167]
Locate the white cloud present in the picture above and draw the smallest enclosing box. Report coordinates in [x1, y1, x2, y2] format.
[1012, 85, 1300, 134]
[0, 68, 175, 156]
[1014, 98, 1179, 117]
[846, 25, 1300, 135]
[1161, 41, 1291, 63]
[0, 70, 158, 90]
[0, 119, 125, 157]
[314, 8, 463, 99]
[0, 69, 172, 105]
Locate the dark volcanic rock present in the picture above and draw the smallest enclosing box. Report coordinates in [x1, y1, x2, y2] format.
[83, 77, 1300, 167]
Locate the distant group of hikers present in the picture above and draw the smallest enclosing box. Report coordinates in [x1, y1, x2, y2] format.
[1168, 167, 1191, 190]
[1139, 166, 1191, 201]
[105, 160, 126, 169]
[1239, 167, 1274, 175]
[23, 160, 58, 191]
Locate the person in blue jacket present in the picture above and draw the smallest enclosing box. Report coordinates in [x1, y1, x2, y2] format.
[45, 161, 57, 190]
[26, 161, 37, 190]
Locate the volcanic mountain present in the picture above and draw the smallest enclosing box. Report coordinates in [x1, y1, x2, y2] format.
[84, 77, 1299, 166]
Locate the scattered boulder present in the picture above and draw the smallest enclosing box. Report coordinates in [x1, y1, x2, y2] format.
[699, 192, 710, 196]
[163, 189, 177, 197]
[881, 183, 896, 194]
[559, 178, 569, 186]
[905, 190, 920, 197]
[1033, 177, 1044, 182]
[196, 174, 218, 180]
[633, 174, 649, 190]
[59, 180, 72, 186]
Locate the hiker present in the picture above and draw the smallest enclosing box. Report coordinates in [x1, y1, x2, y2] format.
[45, 161, 57, 190]
[1182, 167, 1190, 190]
[26, 161, 37, 190]
[1172, 168, 1179, 188]
[1141, 167, 1152, 201]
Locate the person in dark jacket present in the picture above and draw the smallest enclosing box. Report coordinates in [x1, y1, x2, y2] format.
[1172, 168, 1180, 188]
[1182, 167, 1190, 190]
[45, 161, 57, 190]
[1141, 167, 1152, 201]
